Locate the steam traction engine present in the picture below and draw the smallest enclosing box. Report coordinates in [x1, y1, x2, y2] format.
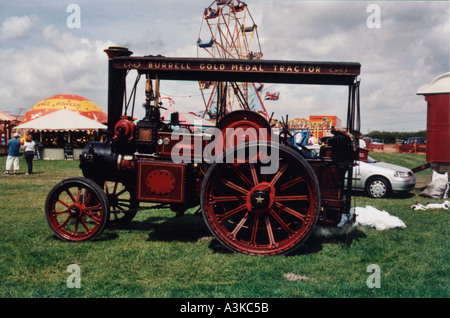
[45, 47, 361, 255]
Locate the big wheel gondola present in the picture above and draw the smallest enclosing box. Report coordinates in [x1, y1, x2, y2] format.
[201, 142, 320, 255]
[45, 177, 110, 242]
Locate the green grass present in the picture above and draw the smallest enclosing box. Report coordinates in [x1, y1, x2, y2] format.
[0, 153, 448, 298]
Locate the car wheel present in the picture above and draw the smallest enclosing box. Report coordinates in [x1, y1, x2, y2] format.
[366, 176, 391, 198]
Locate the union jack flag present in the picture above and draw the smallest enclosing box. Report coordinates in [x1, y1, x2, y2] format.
[264, 92, 280, 100]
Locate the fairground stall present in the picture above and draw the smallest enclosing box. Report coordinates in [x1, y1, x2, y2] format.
[415, 72, 449, 198]
[416, 72, 450, 174]
[15, 95, 107, 159]
[14, 109, 107, 160]
[0, 111, 20, 155]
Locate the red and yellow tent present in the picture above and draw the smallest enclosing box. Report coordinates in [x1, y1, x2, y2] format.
[21, 94, 107, 124]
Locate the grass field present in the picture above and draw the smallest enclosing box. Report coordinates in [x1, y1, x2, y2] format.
[0, 152, 448, 299]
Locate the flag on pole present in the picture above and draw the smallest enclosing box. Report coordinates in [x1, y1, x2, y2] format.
[264, 92, 280, 100]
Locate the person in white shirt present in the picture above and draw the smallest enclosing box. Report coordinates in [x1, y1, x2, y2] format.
[308, 132, 318, 145]
[358, 135, 367, 149]
[22, 135, 36, 174]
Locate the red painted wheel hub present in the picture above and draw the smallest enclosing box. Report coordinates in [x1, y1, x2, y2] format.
[246, 182, 275, 214]
[68, 204, 84, 218]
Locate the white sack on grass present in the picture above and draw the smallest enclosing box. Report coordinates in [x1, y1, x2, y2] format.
[420, 171, 449, 199]
[339, 206, 406, 231]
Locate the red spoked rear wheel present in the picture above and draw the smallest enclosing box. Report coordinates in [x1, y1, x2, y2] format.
[45, 177, 110, 242]
[201, 142, 320, 255]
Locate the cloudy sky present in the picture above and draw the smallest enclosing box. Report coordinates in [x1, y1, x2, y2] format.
[0, 0, 448, 132]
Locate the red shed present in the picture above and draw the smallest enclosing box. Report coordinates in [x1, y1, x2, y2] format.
[416, 72, 450, 173]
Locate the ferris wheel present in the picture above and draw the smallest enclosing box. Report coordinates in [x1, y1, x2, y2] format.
[197, 0, 269, 120]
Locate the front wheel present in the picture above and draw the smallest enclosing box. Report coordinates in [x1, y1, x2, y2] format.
[201, 142, 320, 255]
[45, 177, 110, 242]
[366, 176, 391, 198]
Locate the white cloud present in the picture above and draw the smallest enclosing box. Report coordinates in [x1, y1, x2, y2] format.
[0, 24, 114, 113]
[255, 1, 449, 132]
[0, 1, 448, 132]
[1, 15, 32, 40]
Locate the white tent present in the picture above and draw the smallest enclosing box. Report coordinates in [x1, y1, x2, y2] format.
[13, 109, 107, 159]
[13, 108, 107, 131]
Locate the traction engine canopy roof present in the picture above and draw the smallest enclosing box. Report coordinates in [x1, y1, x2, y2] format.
[108, 47, 360, 86]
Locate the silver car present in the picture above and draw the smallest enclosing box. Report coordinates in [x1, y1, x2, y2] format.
[348, 156, 416, 198]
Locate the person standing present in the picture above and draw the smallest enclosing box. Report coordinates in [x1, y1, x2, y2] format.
[23, 135, 36, 175]
[358, 135, 367, 149]
[308, 132, 318, 145]
[3, 133, 22, 175]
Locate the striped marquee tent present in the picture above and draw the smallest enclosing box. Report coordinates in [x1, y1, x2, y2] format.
[1, 111, 20, 155]
[0, 111, 17, 122]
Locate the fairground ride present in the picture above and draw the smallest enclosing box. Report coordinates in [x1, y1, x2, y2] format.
[197, 0, 269, 121]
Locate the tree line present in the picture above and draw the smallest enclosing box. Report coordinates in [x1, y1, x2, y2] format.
[364, 131, 426, 144]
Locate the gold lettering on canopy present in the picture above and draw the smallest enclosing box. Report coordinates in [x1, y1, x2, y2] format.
[147, 62, 191, 70]
[115, 58, 359, 78]
[273, 65, 321, 73]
